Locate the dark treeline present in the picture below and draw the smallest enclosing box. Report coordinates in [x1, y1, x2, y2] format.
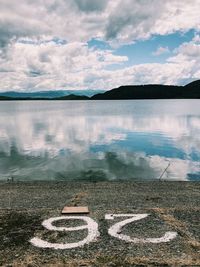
[91, 80, 200, 100]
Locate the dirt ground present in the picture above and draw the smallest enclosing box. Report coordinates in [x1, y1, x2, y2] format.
[0, 181, 199, 266]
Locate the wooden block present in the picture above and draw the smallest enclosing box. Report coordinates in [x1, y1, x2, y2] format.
[61, 206, 89, 214]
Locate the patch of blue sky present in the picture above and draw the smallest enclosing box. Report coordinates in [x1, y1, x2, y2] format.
[88, 38, 112, 50]
[88, 30, 195, 70]
[52, 37, 67, 45]
[113, 30, 195, 66]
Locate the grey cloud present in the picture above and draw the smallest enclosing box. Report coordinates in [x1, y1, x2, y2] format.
[0, 1, 50, 49]
[39, 52, 51, 63]
[105, 0, 165, 41]
[0, 0, 107, 52]
[106, 14, 133, 40]
[0, 28, 13, 48]
[28, 70, 45, 77]
[0, 0, 200, 51]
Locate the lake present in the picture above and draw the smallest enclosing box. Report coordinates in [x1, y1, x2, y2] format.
[0, 100, 199, 181]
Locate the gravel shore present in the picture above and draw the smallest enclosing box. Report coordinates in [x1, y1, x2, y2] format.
[0, 181, 199, 266]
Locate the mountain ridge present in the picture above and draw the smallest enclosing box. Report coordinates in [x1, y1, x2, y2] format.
[0, 80, 200, 100]
[91, 81, 200, 100]
[0, 89, 105, 99]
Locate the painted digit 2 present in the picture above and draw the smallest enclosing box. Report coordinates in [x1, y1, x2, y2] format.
[30, 216, 99, 249]
[105, 214, 177, 243]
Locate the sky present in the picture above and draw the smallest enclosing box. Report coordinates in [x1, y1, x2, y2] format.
[0, 0, 200, 92]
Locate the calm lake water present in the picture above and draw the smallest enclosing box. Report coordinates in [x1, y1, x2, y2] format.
[0, 100, 199, 181]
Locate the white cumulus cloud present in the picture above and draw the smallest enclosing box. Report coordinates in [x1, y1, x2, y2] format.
[153, 46, 170, 56]
[0, 0, 200, 90]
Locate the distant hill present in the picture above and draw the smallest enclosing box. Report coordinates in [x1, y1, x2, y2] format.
[55, 94, 89, 100]
[0, 96, 13, 100]
[184, 80, 200, 89]
[0, 89, 105, 99]
[91, 81, 200, 100]
[0, 94, 89, 101]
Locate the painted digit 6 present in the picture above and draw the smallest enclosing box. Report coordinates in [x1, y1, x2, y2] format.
[30, 216, 99, 249]
[105, 214, 177, 243]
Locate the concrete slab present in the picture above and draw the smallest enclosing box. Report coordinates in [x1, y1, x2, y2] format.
[61, 206, 89, 214]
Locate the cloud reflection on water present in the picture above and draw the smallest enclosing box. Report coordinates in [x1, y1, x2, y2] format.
[0, 100, 199, 181]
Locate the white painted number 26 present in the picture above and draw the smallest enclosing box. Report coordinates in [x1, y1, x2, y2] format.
[30, 214, 177, 249]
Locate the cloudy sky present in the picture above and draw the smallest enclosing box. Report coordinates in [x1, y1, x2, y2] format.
[0, 0, 200, 92]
